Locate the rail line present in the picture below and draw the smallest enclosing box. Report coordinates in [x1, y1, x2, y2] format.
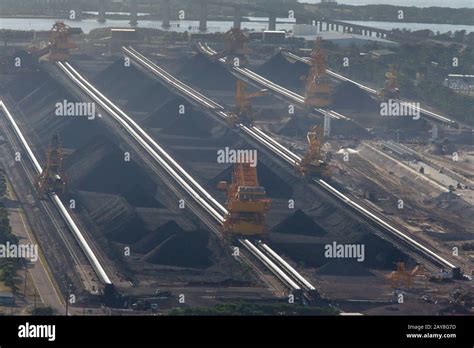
[280, 50, 458, 126]
[0, 100, 113, 288]
[197, 43, 350, 121]
[123, 46, 300, 165]
[123, 46, 461, 278]
[58, 60, 313, 295]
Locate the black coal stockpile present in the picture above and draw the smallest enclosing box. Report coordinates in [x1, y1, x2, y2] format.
[271, 243, 328, 268]
[146, 97, 212, 137]
[134, 222, 213, 268]
[315, 259, 374, 277]
[331, 119, 373, 139]
[272, 209, 327, 236]
[94, 60, 154, 100]
[256, 162, 293, 198]
[125, 81, 175, 112]
[96, 60, 177, 112]
[1, 50, 38, 74]
[122, 184, 164, 208]
[60, 118, 106, 149]
[146, 97, 189, 128]
[356, 234, 412, 269]
[133, 221, 184, 254]
[379, 117, 428, 133]
[6, 71, 51, 101]
[109, 216, 151, 244]
[257, 52, 308, 89]
[331, 81, 380, 112]
[74, 144, 160, 208]
[179, 53, 237, 90]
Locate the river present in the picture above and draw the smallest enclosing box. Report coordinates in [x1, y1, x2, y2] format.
[0, 17, 472, 34]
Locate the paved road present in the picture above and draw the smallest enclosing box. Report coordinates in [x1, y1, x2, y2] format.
[5, 180, 66, 314]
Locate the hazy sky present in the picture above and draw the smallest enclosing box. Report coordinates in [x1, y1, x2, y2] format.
[297, 0, 474, 8]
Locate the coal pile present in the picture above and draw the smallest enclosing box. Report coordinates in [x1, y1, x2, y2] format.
[378, 117, 428, 134]
[179, 53, 237, 90]
[6, 71, 52, 101]
[5, 70, 98, 148]
[272, 210, 327, 236]
[1, 50, 38, 74]
[146, 97, 190, 128]
[94, 60, 155, 100]
[134, 222, 213, 269]
[78, 192, 151, 244]
[356, 234, 412, 270]
[161, 109, 211, 137]
[78, 152, 157, 203]
[133, 221, 184, 254]
[257, 52, 308, 89]
[122, 184, 164, 208]
[331, 81, 380, 112]
[315, 259, 374, 277]
[271, 243, 327, 268]
[331, 119, 373, 139]
[147, 97, 212, 137]
[60, 118, 106, 149]
[108, 216, 151, 244]
[256, 162, 294, 198]
[125, 81, 175, 112]
[68, 139, 160, 208]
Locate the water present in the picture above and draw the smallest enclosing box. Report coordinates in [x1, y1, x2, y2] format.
[344, 20, 474, 33]
[298, 0, 474, 8]
[0, 17, 295, 34]
[0, 16, 471, 35]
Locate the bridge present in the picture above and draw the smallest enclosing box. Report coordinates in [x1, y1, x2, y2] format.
[74, 0, 391, 39]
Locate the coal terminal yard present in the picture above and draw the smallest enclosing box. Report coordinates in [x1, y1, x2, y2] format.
[0, 2, 473, 332]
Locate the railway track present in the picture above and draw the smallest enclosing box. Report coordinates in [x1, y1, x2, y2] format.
[197, 42, 350, 121]
[280, 49, 458, 127]
[57, 60, 315, 298]
[123, 46, 462, 279]
[0, 100, 113, 293]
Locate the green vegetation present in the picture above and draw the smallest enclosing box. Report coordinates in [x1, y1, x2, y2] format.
[167, 302, 339, 316]
[0, 170, 20, 293]
[315, 4, 474, 26]
[0, 170, 7, 198]
[327, 40, 474, 125]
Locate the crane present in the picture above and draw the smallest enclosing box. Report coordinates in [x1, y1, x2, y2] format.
[217, 163, 271, 237]
[36, 134, 67, 196]
[296, 125, 330, 177]
[303, 37, 333, 109]
[228, 80, 268, 126]
[378, 65, 400, 100]
[388, 262, 414, 289]
[211, 28, 251, 67]
[48, 22, 76, 61]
